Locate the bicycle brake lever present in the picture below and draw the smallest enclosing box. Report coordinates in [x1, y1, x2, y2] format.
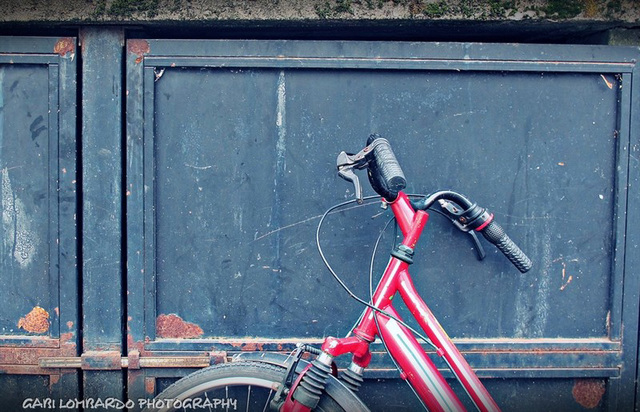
[438, 200, 486, 261]
[336, 139, 399, 204]
[337, 151, 366, 204]
[468, 231, 486, 261]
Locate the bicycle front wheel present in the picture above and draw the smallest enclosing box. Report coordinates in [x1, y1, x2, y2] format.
[142, 361, 369, 412]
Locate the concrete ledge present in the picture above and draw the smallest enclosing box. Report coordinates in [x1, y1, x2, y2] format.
[1, 0, 638, 24]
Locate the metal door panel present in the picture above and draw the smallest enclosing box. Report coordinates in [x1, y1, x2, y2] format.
[0, 36, 79, 406]
[147, 68, 617, 339]
[126, 40, 640, 411]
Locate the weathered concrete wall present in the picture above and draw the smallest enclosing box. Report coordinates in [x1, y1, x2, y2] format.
[1, 0, 638, 24]
[607, 27, 640, 45]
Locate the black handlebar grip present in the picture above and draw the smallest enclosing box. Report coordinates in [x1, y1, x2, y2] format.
[366, 136, 407, 201]
[480, 221, 532, 273]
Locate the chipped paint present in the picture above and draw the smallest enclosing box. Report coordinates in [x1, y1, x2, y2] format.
[600, 74, 614, 89]
[156, 314, 203, 339]
[2, 168, 39, 268]
[572, 379, 605, 409]
[18, 306, 50, 334]
[54, 37, 75, 58]
[128, 39, 150, 64]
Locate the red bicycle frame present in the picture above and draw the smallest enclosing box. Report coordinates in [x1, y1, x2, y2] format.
[285, 191, 500, 412]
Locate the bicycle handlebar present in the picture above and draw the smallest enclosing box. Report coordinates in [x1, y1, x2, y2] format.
[478, 220, 533, 273]
[357, 135, 532, 273]
[365, 135, 406, 202]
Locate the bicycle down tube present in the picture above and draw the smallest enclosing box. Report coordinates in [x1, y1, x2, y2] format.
[317, 192, 499, 412]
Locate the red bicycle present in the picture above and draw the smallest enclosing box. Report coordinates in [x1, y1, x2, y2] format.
[144, 136, 532, 412]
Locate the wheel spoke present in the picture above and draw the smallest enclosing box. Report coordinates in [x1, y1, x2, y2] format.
[262, 388, 274, 412]
[205, 391, 213, 412]
[246, 385, 251, 412]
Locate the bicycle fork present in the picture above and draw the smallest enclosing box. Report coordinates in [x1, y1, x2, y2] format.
[279, 337, 370, 412]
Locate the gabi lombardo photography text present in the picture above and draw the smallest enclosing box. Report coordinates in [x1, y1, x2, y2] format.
[22, 397, 238, 410]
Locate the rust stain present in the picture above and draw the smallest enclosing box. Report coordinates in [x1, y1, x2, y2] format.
[0, 333, 76, 375]
[49, 374, 61, 391]
[209, 351, 226, 364]
[230, 341, 265, 351]
[128, 39, 150, 64]
[572, 379, 606, 409]
[66, 321, 74, 329]
[80, 340, 120, 353]
[60, 332, 74, 344]
[18, 306, 50, 334]
[81, 350, 121, 370]
[128, 369, 144, 389]
[128, 349, 140, 369]
[144, 377, 156, 395]
[560, 274, 573, 291]
[554, 257, 578, 291]
[54, 37, 75, 57]
[241, 342, 264, 351]
[156, 314, 203, 339]
[127, 334, 151, 357]
[53, 307, 60, 316]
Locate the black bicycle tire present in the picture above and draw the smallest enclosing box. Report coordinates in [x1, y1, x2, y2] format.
[142, 361, 370, 412]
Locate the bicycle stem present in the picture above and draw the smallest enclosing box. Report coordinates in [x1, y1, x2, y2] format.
[388, 192, 423, 239]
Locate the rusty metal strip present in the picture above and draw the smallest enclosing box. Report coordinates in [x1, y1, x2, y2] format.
[38, 353, 220, 370]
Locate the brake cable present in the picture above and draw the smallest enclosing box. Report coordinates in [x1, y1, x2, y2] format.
[315, 195, 438, 350]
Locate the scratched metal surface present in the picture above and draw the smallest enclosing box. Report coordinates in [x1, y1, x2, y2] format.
[152, 67, 616, 340]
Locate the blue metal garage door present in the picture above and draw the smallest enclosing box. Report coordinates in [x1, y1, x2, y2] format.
[1, 33, 639, 412]
[124, 39, 640, 411]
